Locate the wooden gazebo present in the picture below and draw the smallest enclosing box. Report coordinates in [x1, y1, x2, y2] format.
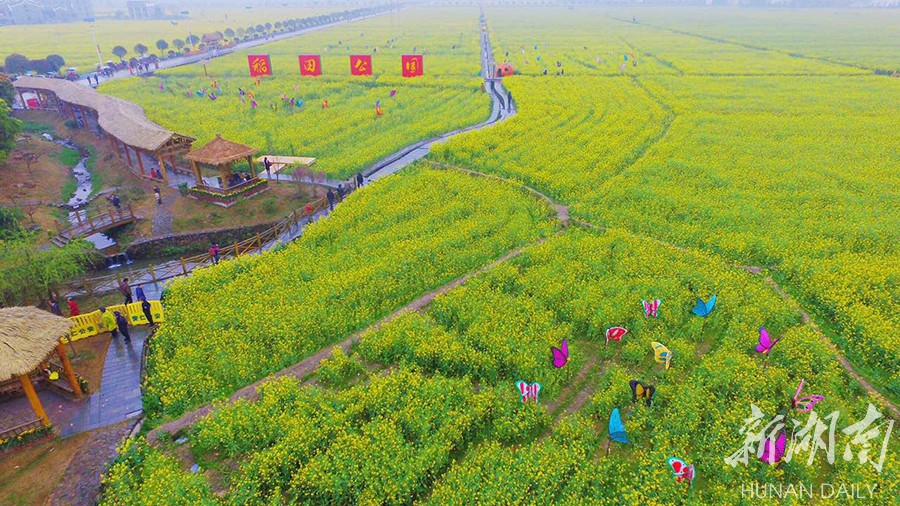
[184, 134, 269, 207]
[0, 307, 83, 430]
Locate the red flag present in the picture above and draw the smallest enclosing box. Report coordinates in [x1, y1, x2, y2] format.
[248, 55, 272, 77]
[402, 55, 423, 77]
[350, 55, 372, 76]
[299, 55, 321, 76]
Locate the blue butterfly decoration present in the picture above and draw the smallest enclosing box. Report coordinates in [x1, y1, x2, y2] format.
[609, 408, 630, 443]
[691, 294, 717, 317]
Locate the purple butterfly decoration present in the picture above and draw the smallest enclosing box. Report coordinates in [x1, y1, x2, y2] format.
[760, 431, 786, 464]
[551, 338, 569, 368]
[390, 89, 396, 97]
[755, 327, 781, 355]
[792, 379, 825, 413]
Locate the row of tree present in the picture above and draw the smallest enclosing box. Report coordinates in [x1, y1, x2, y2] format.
[1, 6, 395, 74]
[3, 54, 67, 76]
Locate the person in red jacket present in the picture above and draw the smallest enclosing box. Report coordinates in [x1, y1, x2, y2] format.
[67, 297, 80, 316]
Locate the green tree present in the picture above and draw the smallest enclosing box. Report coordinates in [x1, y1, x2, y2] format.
[0, 207, 24, 240]
[155, 39, 168, 55]
[0, 99, 21, 165]
[186, 34, 200, 46]
[134, 43, 149, 56]
[4, 53, 30, 74]
[0, 240, 97, 306]
[112, 46, 128, 59]
[0, 73, 14, 106]
[224, 28, 235, 38]
[172, 39, 185, 51]
[45, 54, 65, 70]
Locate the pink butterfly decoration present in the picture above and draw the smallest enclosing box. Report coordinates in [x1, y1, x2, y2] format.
[551, 339, 569, 368]
[792, 378, 825, 413]
[642, 299, 661, 318]
[605, 327, 627, 346]
[755, 327, 781, 355]
[760, 431, 786, 464]
[516, 381, 541, 403]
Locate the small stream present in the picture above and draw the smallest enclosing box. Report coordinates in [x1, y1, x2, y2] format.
[54, 136, 119, 252]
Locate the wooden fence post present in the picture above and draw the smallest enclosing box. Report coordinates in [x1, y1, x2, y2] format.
[148, 265, 157, 282]
[234, 242, 240, 257]
[256, 233, 262, 250]
[180, 258, 188, 275]
[83, 278, 93, 296]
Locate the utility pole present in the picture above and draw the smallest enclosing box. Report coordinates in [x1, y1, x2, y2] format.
[90, 25, 103, 70]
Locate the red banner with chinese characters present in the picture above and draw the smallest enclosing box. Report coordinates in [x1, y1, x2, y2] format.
[350, 55, 372, 76]
[299, 55, 321, 76]
[402, 55, 423, 77]
[248, 55, 272, 77]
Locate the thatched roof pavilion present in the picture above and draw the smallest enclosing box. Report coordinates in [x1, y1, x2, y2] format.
[0, 307, 84, 428]
[184, 134, 268, 206]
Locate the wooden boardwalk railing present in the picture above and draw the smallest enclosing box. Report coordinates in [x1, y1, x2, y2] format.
[60, 193, 336, 299]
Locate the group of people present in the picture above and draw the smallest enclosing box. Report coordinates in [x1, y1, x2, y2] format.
[324, 173, 366, 211]
[48, 277, 157, 344]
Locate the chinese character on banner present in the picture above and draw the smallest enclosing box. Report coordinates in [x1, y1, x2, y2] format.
[350, 55, 372, 76]
[248, 55, 272, 77]
[299, 55, 321, 76]
[402, 55, 423, 77]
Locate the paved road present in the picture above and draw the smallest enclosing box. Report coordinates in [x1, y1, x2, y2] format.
[87, 12, 390, 86]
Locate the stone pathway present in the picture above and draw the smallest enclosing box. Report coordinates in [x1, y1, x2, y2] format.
[150, 192, 174, 235]
[49, 421, 133, 506]
[60, 327, 149, 437]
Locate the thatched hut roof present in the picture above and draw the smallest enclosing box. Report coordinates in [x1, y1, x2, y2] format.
[13, 76, 194, 152]
[186, 134, 257, 165]
[0, 307, 73, 381]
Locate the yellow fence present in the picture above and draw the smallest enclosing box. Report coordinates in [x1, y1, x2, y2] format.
[64, 300, 165, 342]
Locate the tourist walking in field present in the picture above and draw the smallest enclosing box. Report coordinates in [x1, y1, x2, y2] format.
[140, 295, 154, 327]
[119, 278, 133, 305]
[337, 184, 345, 200]
[100, 307, 118, 339]
[114, 311, 131, 342]
[154, 186, 162, 205]
[356, 172, 364, 188]
[111, 194, 121, 210]
[67, 297, 80, 316]
[210, 243, 220, 264]
[264, 157, 272, 178]
[326, 189, 336, 211]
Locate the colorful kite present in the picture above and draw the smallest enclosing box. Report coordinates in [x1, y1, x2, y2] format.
[760, 431, 786, 464]
[691, 295, 716, 317]
[551, 338, 569, 368]
[606, 326, 627, 346]
[651, 341, 673, 370]
[642, 299, 661, 318]
[792, 378, 824, 413]
[629, 380, 655, 407]
[516, 380, 541, 403]
[667, 457, 695, 488]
